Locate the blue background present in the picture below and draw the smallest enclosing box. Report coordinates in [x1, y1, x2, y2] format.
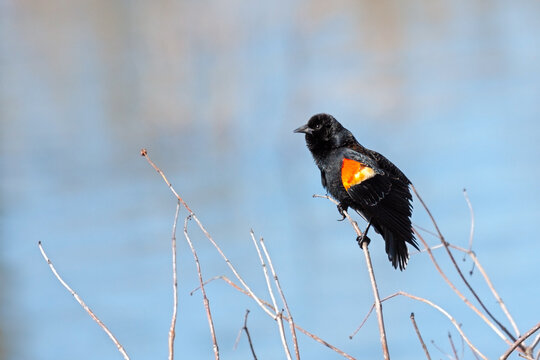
[1, 1, 539, 359]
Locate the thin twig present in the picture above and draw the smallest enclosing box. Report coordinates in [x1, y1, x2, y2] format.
[398, 291, 487, 360]
[249, 231, 292, 360]
[462, 189, 475, 253]
[530, 333, 540, 354]
[168, 201, 180, 360]
[448, 332, 458, 360]
[184, 216, 220, 359]
[410, 313, 431, 360]
[314, 194, 390, 360]
[462, 191, 521, 339]
[259, 236, 300, 360]
[431, 340, 454, 360]
[141, 149, 275, 319]
[412, 185, 522, 351]
[500, 322, 540, 360]
[350, 293, 400, 339]
[191, 275, 356, 360]
[38, 241, 130, 360]
[413, 227, 510, 344]
[233, 310, 258, 359]
[416, 240, 522, 344]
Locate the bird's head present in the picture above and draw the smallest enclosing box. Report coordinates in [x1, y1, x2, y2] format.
[294, 113, 352, 152]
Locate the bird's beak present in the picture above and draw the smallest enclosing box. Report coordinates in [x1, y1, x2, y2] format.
[293, 124, 312, 135]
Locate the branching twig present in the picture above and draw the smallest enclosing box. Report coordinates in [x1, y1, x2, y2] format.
[314, 194, 389, 360]
[38, 242, 130, 360]
[462, 190, 521, 339]
[191, 275, 356, 360]
[500, 322, 540, 360]
[413, 227, 510, 344]
[412, 185, 522, 352]
[184, 216, 220, 359]
[448, 332, 458, 360]
[398, 291, 487, 360]
[141, 149, 275, 319]
[352, 289, 486, 359]
[168, 201, 180, 360]
[410, 313, 431, 360]
[350, 293, 400, 339]
[234, 310, 258, 359]
[259, 236, 300, 360]
[249, 231, 292, 360]
[431, 339, 454, 360]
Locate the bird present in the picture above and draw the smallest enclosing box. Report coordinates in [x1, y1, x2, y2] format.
[294, 113, 418, 270]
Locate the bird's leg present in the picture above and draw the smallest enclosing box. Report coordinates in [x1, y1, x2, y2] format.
[337, 203, 348, 221]
[357, 220, 372, 248]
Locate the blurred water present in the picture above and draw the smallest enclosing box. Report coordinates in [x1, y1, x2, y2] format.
[1, 1, 539, 359]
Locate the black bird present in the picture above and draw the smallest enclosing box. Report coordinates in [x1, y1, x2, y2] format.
[294, 113, 418, 270]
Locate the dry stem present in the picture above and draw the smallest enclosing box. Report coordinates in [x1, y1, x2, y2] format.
[249, 231, 292, 360]
[314, 194, 390, 360]
[500, 322, 540, 360]
[259, 236, 300, 360]
[398, 291, 487, 359]
[141, 148, 275, 319]
[168, 201, 180, 360]
[448, 332, 458, 360]
[410, 312, 431, 360]
[191, 275, 356, 360]
[234, 310, 258, 359]
[38, 241, 130, 360]
[184, 216, 220, 359]
[412, 185, 521, 351]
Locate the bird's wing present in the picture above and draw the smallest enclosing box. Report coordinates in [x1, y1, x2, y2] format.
[340, 149, 392, 207]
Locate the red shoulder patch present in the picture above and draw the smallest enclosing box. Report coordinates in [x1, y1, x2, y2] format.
[341, 158, 376, 190]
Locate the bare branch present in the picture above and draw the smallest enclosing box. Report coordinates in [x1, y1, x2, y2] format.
[431, 339, 454, 360]
[530, 332, 540, 354]
[314, 194, 390, 360]
[448, 332, 458, 360]
[168, 201, 181, 360]
[462, 191, 521, 339]
[183, 216, 219, 359]
[142, 149, 275, 319]
[38, 242, 130, 360]
[398, 291, 487, 360]
[249, 231, 292, 360]
[350, 293, 400, 339]
[410, 313, 431, 360]
[412, 185, 521, 350]
[462, 189, 475, 252]
[259, 236, 300, 360]
[191, 276, 357, 360]
[413, 228, 511, 345]
[233, 310, 258, 359]
[500, 322, 540, 360]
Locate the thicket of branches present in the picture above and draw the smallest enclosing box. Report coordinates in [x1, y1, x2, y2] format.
[38, 149, 540, 360]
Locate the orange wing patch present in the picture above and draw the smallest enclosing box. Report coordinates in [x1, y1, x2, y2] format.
[341, 158, 376, 190]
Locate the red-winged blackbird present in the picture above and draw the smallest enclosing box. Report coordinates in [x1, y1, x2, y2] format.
[294, 113, 418, 270]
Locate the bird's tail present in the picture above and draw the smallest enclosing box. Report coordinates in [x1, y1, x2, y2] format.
[374, 223, 418, 271]
[383, 228, 411, 270]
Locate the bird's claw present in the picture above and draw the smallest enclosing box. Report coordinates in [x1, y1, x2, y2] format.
[357, 234, 371, 248]
[337, 203, 347, 221]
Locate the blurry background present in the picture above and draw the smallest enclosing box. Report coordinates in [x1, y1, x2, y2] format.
[1, 0, 539, 359]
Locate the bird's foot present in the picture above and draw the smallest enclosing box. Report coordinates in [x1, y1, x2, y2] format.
[337, 203, 348, 221]
[357, 234, 371, 249]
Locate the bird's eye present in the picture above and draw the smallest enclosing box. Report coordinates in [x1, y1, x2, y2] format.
[314, 123, 322, 130]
